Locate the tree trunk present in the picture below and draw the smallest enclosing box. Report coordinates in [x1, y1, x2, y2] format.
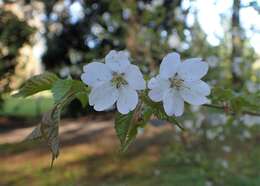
[231, 0, 243, 89]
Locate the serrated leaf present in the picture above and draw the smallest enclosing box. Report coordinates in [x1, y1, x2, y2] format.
[115, 112, 134, 146]
[122, 123, 139, 152]
[51, 79, 73, 103]
[15, 72, 59, 97]
[115, 105, 150, 152]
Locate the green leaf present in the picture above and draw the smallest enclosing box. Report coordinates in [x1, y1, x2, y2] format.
[123, 123, 139, 151]
[153, 106, 184, 130]
[115, 112, 134, 146]
[15, 72, 59, 97]
[231, 94, 260, 114]
[51, 79, 73, 103]
[210, 87, 233, 102]
[71, 80, 88, 92]
[72, 80, 89, 107]
[141, 92, 183, 130]
[211, 87, 260, 114]
[26, 87, 77, 167]
[75, 92, 88, 108]
[114, 102, 153, 152]
[25, 78, 89, 166]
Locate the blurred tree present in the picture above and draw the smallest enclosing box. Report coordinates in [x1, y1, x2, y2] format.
[0, 8, 36, 103]
[35, 0, 189, 115]
[1, 0, 259, 114]
[231, 0, 243, 89]
[38, 0, 188, 77]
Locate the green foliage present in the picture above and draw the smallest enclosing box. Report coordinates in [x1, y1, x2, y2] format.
[211, 87, 260, 115]
[115, 112, 138, 152]
[114, 101, 154, 152]
[51, 79, 73, 103]
[71, 80, 90, 107]
[15, 72, 59, 97]
[211, 87, 233, 102]
[14, 72, 89, 165]
[114, 92, 184, 152]
[0, 96, 53, 117]
[14, 73, 260, 165]
[141, 92, 183, 129]
[115, 112, 133, 146]
[75, 92, 88, 108]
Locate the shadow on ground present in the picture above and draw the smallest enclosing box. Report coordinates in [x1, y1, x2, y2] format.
[1, 115, 260, 186]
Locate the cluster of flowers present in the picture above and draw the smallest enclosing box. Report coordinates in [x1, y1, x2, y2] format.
[81, 50, 210, 116]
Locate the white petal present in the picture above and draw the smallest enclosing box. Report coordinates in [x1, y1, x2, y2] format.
[89, 82, 119, 111]
[124, 65, 145, 90]
[81, 62, 112, 87]
[163, 89, 184, 116]
[159, 52, 181, 79]
[148, 75, 170, 102]
[184, 80, 211, 96]
[116, 86, 138, 114]
[179, 58, 209, 82]
[180, 86, 209, 106]
[105, 50, 130, 73]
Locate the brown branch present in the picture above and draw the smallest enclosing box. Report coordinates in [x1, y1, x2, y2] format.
[204, 104, 260, 116]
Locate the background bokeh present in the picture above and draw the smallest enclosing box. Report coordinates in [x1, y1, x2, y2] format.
[0, 0, 260, 186]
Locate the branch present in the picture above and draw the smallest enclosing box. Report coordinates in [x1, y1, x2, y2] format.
[204, 104, 260, 116]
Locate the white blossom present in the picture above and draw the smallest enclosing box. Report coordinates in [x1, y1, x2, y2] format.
[148, 52, 210, 116]
[81, 50, 146, 114]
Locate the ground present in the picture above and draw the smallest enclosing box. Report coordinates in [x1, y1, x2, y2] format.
[0, 97, 260, 186]
[1, 115, 260, 186]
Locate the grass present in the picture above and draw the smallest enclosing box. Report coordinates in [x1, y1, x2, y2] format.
[0, 95, 54, 117]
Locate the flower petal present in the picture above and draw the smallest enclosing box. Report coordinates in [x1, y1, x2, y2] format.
[148, 75, 170, 102]
[163, 89, 184, 116]
[105, 50, 130, 73]
[179, 86, 209, 106]
[159, 52, 181, 79]
[81, 62, 112, 87]
[124, 65, 146, 90]
[89, 82, 119, 111]
[116, 85, 138, 114]
[184, 80, 211, 96]
[179, 58, 209, 82]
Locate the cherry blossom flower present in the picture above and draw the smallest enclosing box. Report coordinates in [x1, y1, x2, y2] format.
[81, 50, 146, 114]
[148, 52, 210, 116]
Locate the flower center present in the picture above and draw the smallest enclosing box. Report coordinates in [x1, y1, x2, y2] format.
[111, 73, 127, 88]
[170, 75, 184, 90]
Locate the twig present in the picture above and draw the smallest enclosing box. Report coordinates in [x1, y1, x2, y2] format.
[204, 104, 260, 116]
